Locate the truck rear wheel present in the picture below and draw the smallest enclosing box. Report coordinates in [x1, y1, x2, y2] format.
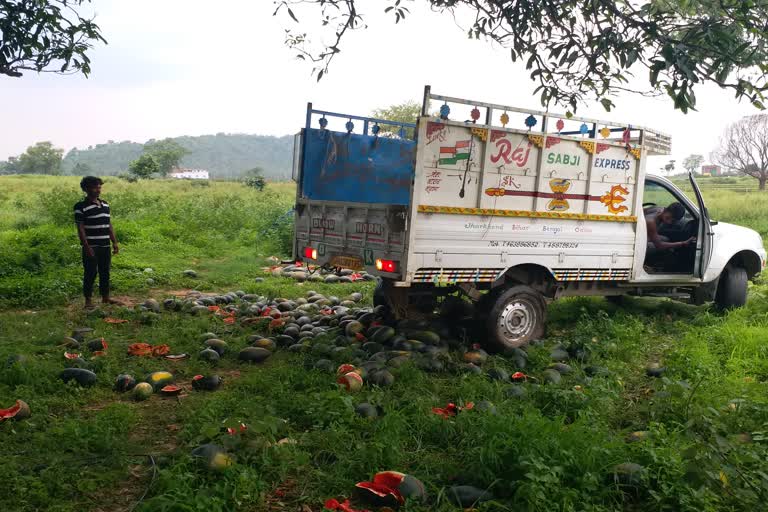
[486, 285, 546, 351]
[715, 265, 748, 310]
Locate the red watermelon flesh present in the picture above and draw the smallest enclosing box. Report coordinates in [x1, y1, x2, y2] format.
[0, 400, 30, 422]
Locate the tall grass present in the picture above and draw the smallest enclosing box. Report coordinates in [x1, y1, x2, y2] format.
[0, 176, 295, 306]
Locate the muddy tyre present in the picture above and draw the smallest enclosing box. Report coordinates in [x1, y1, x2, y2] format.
[715, 265, 748, 310]
[486, 285, 546, 350]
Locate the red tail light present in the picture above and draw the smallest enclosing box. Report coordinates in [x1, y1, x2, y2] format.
[303, 247, 317, 260]
[375, 259, 397, 273]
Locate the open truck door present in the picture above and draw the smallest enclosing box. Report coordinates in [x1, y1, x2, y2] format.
[689, 171, 714, 278]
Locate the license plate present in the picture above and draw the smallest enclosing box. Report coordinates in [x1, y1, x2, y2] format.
[330, 255, 363, 270]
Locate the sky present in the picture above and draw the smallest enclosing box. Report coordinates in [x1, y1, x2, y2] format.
[0, 0, 759, 173]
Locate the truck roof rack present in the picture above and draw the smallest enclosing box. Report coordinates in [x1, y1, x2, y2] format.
[304, 103, 417, 140]
[421, 85, 672, 156]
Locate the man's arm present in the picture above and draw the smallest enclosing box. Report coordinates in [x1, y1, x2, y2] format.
[77, 223, 94, 257]
[647, 219, 693, 249]
[109, 224, 119, 254]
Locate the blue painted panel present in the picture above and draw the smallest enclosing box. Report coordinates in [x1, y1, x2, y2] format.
[301, 129, 415, 205]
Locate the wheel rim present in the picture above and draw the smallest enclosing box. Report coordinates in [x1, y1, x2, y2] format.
[496, 297, 537, 346]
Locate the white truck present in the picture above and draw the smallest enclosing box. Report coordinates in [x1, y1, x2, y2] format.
[292, 86, 765, 349]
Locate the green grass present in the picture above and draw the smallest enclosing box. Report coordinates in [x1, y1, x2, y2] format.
[0, 175, 295, 307]
[1, 176, 767, 512]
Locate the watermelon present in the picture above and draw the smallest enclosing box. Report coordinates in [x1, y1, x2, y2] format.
[549, 363, 573, 375]
[354, 403, 381, 419]
[86, 338, 108, 352]
[408, 330, 440, 345]
[114, 374, 137, 392]
[336, 363, 357, 376]
[487, 368, 510, 382]
[191, 444, 234, 471]
[370, 326, 395, 345]
[357, 312, 377, 326]
[192, 374, 222, 391]
[133, 382, 153, 401]
[345, 321, 364, 337]
[613, 462, 645, 486]
[238, 347, 271, 363]
[369, 369, 395, 387]
[204, 339, 228, 356]
[462, 363, 483, 375]
[145, 371, 174, 391]
[313, 359, 335, 373]
[71, 327, 94, 341]
[61, 337, 80, 349]
[251, 338, 277, 351]
[475, 400, 497, 414]
[625, 431, 650, 443]
[542, 369, 562, 384]
[199, 348, 221, 363]
[159, 385, 183, 396]
[355, 471, 427, 505]
[0, 400, 30, 422]
[463, 349, 489, 365]
[504, 385, 527, 399]
[337, 372, 363, 392]
[60, 368, 97, 387]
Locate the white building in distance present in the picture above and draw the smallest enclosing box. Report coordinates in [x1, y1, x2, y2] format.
[169, 168, 209, 180]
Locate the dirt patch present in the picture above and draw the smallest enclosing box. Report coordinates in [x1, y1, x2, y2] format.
[110, 295, 140, 308]
[155, 288, 196, 298]
[153, 288, 219, 299]
[89, 463, 152, 512]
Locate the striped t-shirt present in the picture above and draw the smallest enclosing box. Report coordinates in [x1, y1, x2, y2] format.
[74, 199, 112, 247]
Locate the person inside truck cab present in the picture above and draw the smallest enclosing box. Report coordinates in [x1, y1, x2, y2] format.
[644, 202, 696, 260]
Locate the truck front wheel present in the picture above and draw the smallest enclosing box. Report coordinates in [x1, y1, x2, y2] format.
[486, 285, 546, 351]
[715, 265, 748, 310]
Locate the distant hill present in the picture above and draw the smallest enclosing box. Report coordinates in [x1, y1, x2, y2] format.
[62, 133, 295, 180]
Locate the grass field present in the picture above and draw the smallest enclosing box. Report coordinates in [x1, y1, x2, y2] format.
[1, 176, 767, 512]
[0, 175, 295, 307]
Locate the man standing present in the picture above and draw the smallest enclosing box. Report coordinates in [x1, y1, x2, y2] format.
[74, 176, 120, 308]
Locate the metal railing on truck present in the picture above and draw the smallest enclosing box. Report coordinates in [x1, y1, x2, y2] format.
[304, 103, 417, 139]
[420, 85, 672, 156]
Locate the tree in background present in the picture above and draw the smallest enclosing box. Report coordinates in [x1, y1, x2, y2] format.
[71, 162, 95, 176]
[682, 154, 704, 175]
[0, 157, 19, 174]
[243, 167, 267, 191]
[128, 154, 160, 180]
[662, 160, 675, 177]
[277, 0, 768, 113]
[371, 101, 420, 138]
[0, 1, 105, 78]
[713, 115, 768, 190]
[143, 139, 187, 176]
[17, 142, 64, 174]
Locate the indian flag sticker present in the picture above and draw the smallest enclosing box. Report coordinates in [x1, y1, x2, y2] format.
[438, 140, 470, 166]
